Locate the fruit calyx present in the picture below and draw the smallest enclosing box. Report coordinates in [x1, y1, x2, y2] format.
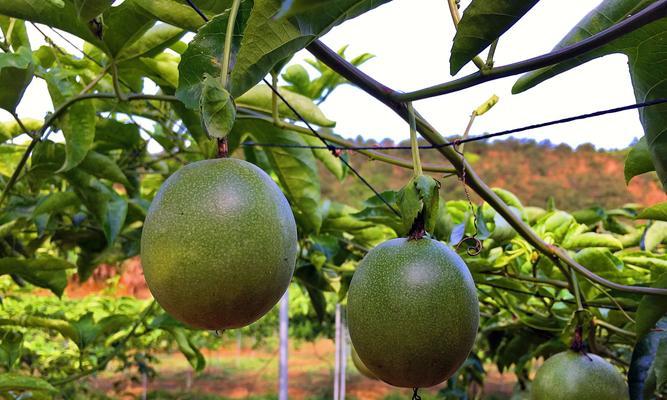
[407, 211, 426, 241]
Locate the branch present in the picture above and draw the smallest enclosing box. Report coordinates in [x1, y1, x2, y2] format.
[395, 0, 667, 101]
[0, 93, 179, 207]
[306, 39, 667, 297]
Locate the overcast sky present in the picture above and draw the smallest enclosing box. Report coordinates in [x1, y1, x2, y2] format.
[2, 0, 643, 150]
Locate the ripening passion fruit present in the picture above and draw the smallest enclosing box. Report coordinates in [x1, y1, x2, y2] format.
[347, 238, 479, 388]
[141, 158, 297, 330]
[531, 351, 629, 400]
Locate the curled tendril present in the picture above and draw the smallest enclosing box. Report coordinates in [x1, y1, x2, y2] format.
[412, 388, 422, 400]
[456, 236, 483, 256]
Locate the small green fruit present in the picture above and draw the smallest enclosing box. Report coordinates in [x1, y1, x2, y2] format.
[141, 158, 297, 330]
[347, 238, 479, 388]
[531, 351, 629, 400]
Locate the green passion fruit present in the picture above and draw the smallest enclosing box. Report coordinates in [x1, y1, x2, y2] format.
[347, 238, 479, 388]
[141, 158, 297, 330]
[531, 351, 629, 400]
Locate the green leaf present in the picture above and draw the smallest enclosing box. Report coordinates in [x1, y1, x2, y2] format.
[513, 1, 667, 189]
[94, 119, 142, 151]
[134, 0, 233, 31]
[230, 0, 391, 97]
[236, 85, 336, 127]
[73, 0, 114, 21]
[625, 137, 655, 183]
[0, 373, 57, 394]
[176, 2, 254, 109]
[79, 151, 132, 188]
[450, 0, 539, 74]
[303, 134, 345, 180]
[353, 191, 401, 234]
[103, 194, 128, 246]
[164, 326, 206, 371]
[200, 74, 237, 139]
[562, 231, 624, 250]
[573, 247, 624, 281]
[643, 221, 667, 252]
[170, 96, 217, 158]
[0, 257, 75, 296]
[117, 24, 185, 62]
[0, 118, 41, 143]
[415, 175, 440, 234]
[58, 100, 96, 172]
[0, 332, 23, 370]
[0, 46, 34, 112]
[70, 313, 132, 349]
[636, 272, 667, 338]
[276, 0, 336, 18]
[33, 191, 80, 216]
[237, 118, 322, 232]
[140, 53, 180, 88]
[396, 177, 420, 236]
[639, 202, 667, 222]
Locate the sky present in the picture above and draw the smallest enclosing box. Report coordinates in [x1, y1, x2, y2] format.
[2, 0, 643, 150]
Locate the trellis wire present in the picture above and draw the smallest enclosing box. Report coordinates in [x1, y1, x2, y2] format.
[241, 96, 667, 151]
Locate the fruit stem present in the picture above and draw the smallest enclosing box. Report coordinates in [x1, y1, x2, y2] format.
[271, 72, 279, 124]
[571, 268, 585, 312]
[569, 325, 585, 352]
[217, 137, 229, 158]
[407, 102, 423, 177]
[220, 0, 242, 90]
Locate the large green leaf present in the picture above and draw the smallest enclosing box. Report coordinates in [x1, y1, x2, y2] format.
[0, 257, 75, 296]
[0, 373, 57, 394]
[636, 273, 667, 338]
[79, 150, 132, 188]
[134, 0, 233, 31]
[0, 46, 34, 112]
[639, 202, 667, 222]
[625, 137, 656, 183]
[450, 0, 539, 74]
[236, 118, 322, 232]
[236, 85, 336, 127]
[58, 100, 96, 172]
[176, 2, 254, 109]
[230, 0, 392, 97]
[513, 0, 667, 190]
[277, 0, 337, 18]
[33, 191, 80, 216]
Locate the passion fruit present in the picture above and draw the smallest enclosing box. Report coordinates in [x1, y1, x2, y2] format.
[347, 238, 479, 388]
[141, 158, 297, 330]
[531, 351, 628, 400]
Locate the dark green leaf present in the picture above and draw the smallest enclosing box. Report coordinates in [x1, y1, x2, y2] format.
[200, 74, 237, 139]
[0, 46, 34, 112]
[79, 151, 132, 188]
[451, 0, 539, 74]
[230, 0, 391, 97]
[626, 137, 655, 184]
[636, 272, 667, 338]
[513, 1, 667, 189]
[164, 327, 206, 371]
[58, 100, 96, 172]
[0, 332, 23, 370]
[0, 257, 75, 296]
[639, 202, 667, 222]
[176, 2, 253, 108]
[276, 0, 336, 18]
[415, 175, 440, 234]
[396, 177, 420, 236]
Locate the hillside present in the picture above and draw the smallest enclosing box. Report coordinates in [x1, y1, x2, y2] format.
[320, 138, 666, 210]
